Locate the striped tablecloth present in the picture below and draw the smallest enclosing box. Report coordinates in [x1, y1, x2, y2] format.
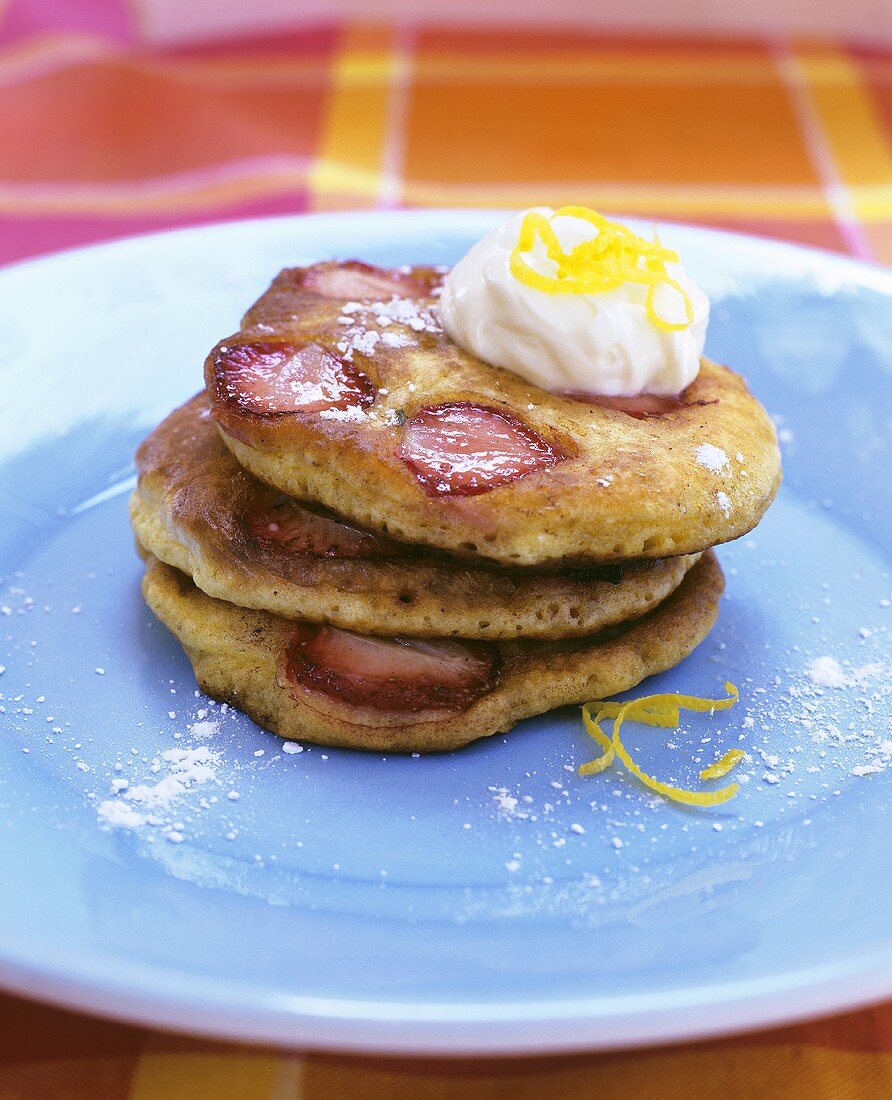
[1, 2, 891, 1096]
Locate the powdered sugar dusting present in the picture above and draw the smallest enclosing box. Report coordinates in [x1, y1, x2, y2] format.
[98, 746, 221, 830]
[188, 719, 219, 739]
[696, 443, 730, 473]
[335, 293, 441, 364]
[807, 655, 848, 688]
[97, 800, 145, 829]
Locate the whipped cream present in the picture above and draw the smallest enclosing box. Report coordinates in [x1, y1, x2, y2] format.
[439, 207, 710, 397]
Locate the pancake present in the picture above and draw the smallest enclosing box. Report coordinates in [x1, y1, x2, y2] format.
[204, 261, 781, 568]
[140, 549, 724, 753]
[132, 395, 699, 641]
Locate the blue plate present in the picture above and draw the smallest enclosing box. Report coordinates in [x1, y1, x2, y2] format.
[0, 212, 890, 1055]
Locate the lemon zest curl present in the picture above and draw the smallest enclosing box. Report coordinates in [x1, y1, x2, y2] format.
[510, 205, 694, 333]
[700, 748, 746, 781]
[578, 682, 742, 806]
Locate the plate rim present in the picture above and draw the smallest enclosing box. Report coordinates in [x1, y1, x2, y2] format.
[1, 207, 890, 1055]
[3, 933, 892, 1055]
[3, 206, 892, 294]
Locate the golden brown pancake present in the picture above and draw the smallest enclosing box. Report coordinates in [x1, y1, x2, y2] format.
[140, 549, 724, 753]
[131, 394, 700, 640]
[204, 261, 781, 568]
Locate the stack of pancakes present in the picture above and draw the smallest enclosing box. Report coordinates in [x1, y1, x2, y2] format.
[131, 261, 780, 752]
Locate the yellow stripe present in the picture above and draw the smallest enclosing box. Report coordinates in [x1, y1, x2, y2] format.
[271, 1058, 305, 1100]
[308, 26, 395, 210]
[300, 1045, 892, 1100]
[399, 181, 834, 219]
[129, 1052, 301, 1099]
[0, 176, 856, 218]
[853, 182, 892, 221]
[794, 45, 892, 194]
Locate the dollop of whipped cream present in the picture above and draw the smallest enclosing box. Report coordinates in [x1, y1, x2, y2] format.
[439, 207, 710, 397]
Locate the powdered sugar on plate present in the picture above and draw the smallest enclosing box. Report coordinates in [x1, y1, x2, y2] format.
[807, 655, 849, 688]
[98, 746, 221, 834]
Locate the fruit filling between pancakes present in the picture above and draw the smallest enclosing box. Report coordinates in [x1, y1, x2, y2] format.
[242, 481, 639, 584]
[246, 493, 411, 559]
[285, 624, 499, 714]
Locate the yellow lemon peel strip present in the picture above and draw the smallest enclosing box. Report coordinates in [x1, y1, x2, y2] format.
[577, 702, 616, 776]
[700, 748, 746, 781]
[578, 682, 741, 806]
[509, 206, 694, 333]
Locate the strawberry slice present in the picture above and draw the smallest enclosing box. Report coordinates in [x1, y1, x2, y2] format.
[246, 494, 409, 559]
[400, 402, 566, 496]
[298, 261, 436, 301]
[286, 625, 498, 714]
[212, 340, 375, 417]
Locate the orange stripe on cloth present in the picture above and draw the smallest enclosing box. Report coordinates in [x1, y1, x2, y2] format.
[403, 53, 818, 189]
[0, 57, 327, 183]
[415, 26, 773, 58]
[412, 52, 797, 87]
[0, 1055, 138, 1100]
[397, 179, 831, 217]
[0, 990, 143, 1099]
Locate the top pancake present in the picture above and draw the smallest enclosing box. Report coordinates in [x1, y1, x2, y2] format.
[205, 261, 781, 568]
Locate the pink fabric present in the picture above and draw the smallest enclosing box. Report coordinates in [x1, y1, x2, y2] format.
[2, 0, 136, 45]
